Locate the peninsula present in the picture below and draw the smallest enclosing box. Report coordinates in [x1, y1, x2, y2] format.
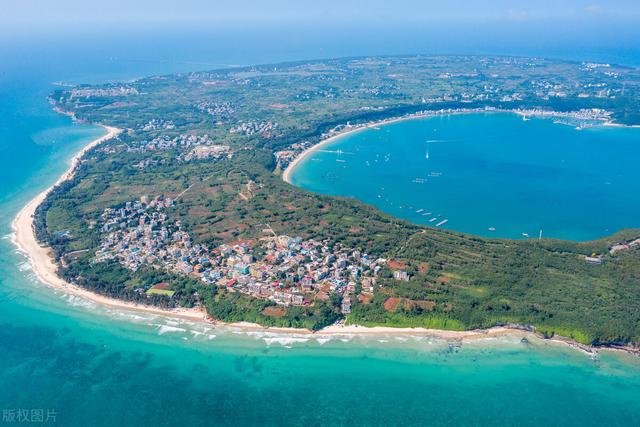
[18, 55, 640, 348]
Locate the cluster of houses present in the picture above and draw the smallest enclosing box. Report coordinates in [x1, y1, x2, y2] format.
[128, 133, 216, 153]
[194, 100, 236, 120]
[583, 237, 640, 265]
[230, 120, 278, 138]
[140, 119, 176, 131]
[69, 86, 139, 99]
[177, 144, 232, 162]
[94, 197, 387, 313]
[610, 238, 640, 255]
[124, 133, 232, 163]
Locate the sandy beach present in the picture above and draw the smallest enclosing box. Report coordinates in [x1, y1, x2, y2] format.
[282, 113, 429, 184]
[11, 124, 207, 322]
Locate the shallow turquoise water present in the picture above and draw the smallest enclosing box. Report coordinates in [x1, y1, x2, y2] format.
[290, 113, 640, 240]
[1, 42, 640, 426]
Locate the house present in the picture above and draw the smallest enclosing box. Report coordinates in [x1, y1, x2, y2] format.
[361, 277, 376, 293]
[393, 270, 410, 281]
[341, 296, 351, 314]
[585, 256, 603, 265]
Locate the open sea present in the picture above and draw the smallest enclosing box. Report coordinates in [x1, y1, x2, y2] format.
[1, 33, 640, 426]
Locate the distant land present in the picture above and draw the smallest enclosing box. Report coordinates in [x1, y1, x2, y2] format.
[18, 55, 640, 350]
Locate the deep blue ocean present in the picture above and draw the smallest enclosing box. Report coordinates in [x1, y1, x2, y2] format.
[1, 31, 640, 426]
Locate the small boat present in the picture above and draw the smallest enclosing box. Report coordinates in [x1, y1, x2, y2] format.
[436, 219, 449, 227]
[416, 209, 424, 213]
[429, 218, 438, 223]
[488, 227, 496, 232]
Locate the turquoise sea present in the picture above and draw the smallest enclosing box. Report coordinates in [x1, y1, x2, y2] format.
[2, 38, 640, 426]
[290, 113, 640, 241]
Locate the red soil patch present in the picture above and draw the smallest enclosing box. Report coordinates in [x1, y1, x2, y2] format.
[383, 297, 403, 312]
[418, 262, 430, 275]
[387, 260, 407, 270]
[315, 291, 330, 302]
[262, 306, 287, 318]
[436, 276, 450, 284]
[357, 293, 373, 304]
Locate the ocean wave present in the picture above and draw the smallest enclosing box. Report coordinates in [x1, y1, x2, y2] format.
[17, 261, 32, 272]
[263, 336, 310, 346]
[66, 294, 97, 309]
[108, 310, 151, 323]
[157, 325, 188, 335]
[164, 319, 180, 327]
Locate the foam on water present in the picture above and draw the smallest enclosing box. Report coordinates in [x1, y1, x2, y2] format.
[157, 324, 188, 335]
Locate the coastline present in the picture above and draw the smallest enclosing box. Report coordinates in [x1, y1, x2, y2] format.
[281, 107, 638, 184]
[282, 114, 423, 184]
[11, 124, 208, 323]
[9, 115, 639, 355]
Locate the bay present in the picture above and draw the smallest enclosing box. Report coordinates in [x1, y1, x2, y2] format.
[290, 113, 640, 240]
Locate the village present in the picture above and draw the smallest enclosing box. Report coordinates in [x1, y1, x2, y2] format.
[94, 196, 386, 314]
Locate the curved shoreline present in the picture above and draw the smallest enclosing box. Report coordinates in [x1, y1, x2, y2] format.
[281, 107, 636, 184]
[282, 113, 426, 184]
[8, 116, 639, 355]
[11, 125, 208, 323]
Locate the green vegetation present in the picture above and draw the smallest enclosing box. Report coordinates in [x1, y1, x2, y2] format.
[36, 55, 640, 346]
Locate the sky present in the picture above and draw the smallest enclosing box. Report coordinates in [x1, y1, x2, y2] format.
[3, 0, 640, 30]
[1, 0, 639, 68]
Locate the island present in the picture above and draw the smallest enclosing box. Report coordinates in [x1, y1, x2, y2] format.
[15, 55, 640, 349]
